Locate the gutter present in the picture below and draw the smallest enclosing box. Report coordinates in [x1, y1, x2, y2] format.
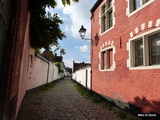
[90, 0, 102, 13]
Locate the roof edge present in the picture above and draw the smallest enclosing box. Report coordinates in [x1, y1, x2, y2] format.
[90, 0, 102, 13]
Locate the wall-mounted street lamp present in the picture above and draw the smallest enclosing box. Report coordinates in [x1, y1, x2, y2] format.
[78, 25, 93, 44]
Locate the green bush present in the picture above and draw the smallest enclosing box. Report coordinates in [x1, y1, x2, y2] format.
[55, 62, 64, 73]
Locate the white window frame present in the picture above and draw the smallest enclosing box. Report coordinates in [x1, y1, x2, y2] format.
[128, 27, 160, 70]
[100, 0, 115, 35]
[126, 0, 155, 17]
[99, 46, 116, 71]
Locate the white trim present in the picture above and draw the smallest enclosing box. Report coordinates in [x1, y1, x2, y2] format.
[128, 27, 160, 70]
[105, 41, 108, 46]
[108, 41, 111, 45]
[100, 26, 114, 36]
[129, 27, 160, 41]
[135, 27, 139, 34]
[148, 21, 153, 28]
[130, 32, 133, 38]
[127, 0, 155, 17]
[126, 42, 129, 51]
[129, 65, 160, 70]
[111, 41, 114, 45]
[100, 40, 114, 49]
[99, 45, 116, 71]
[102, 43, 105, 47]
[156, 19, 160, 27]
[100, 0, 115, 36]
[141, 23, 145, 31]
[100, 46, 114, 52]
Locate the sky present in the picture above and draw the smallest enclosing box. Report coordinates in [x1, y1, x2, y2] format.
[46, 0, 97, 68]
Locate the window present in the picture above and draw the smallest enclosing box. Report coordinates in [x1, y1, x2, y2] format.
[109, 10, 113, 28]
[101, 0, 113, 33]
[130, 32, 160, 68]
[128, 0, 153, 15]
[135, 39, 143, 66]
[149, 33, 160, 65]
[133, 0, 150, 12]
[100, 47, 115, 71]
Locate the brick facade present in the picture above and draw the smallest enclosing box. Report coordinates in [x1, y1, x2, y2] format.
[0, 0, 30, 119]
[91, 0, 160, 114]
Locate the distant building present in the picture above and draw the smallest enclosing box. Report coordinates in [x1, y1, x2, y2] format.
[41, 49, 55, 61]
[64, 67, 72, 77]
[65, 67, 72, 74]
[72, 61, 91, 89]
[73, 61, 90, 73]
[90, 0, 160, 114]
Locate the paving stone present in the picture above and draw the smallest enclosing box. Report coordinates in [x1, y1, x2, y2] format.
[18, 77, 134, 120]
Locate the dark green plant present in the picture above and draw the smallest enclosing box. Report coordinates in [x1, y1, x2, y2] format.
[102, 102, 113, 110]
[117, 110, 127, 119]
[73, 81, 91, 99]
[91, 93, 103, 103]
[29, 0, 79, 50]
[40, 79, 60, 91]
[55, 62, 64, 73]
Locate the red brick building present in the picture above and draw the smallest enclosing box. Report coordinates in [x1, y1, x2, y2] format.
[90, 0, 160, 114]
[0, 0, 30, 119]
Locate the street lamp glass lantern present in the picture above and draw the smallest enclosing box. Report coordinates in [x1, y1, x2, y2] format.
[79, 25, 86, 39]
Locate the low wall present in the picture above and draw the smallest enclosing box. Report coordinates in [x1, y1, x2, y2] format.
[27, 49, 64, 90]
[72, 66, 91, 90]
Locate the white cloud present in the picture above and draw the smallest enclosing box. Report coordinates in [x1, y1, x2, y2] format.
[54, 0, 93, 39]
[55, 0, 64, 9]
[64, 58, 74, 68]
[75, 45, 89, 52]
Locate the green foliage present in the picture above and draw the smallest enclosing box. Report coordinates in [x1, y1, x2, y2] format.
[40, 79, 60, 91]
[55, 62, 64, 73]
[61, 0, 79, 5]
[103, 102, 113, 110]
[91, 93, 103, 103]
[117, 110, 127, 119]
[74, 81, 91, 99]
[29, 0, 79, 50]
[33, 47, 41, 54]
[30, 11, 66, 49]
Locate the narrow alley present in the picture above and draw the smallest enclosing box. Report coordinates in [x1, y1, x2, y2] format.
[18, 77, 128, 120]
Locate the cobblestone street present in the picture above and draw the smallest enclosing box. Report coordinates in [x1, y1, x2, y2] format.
[18, 77, 132, 120]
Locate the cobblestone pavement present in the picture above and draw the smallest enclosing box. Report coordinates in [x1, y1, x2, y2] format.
[18, 77, 128, 120]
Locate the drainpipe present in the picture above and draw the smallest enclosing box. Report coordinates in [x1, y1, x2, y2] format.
[90, 13, 93, 94]
[46, 61, 50, 84]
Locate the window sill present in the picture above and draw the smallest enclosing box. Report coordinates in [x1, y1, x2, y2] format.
[127, 0, 154, 17]
[100, 69, 114, 71]
[100, 26, 114, 36]
[129, 65, 160, 70]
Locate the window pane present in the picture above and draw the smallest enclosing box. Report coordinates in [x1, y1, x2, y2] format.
[149, 33, 160, 65]
[134, 0, 142, 10]
[145, 0, 150, 3]
[102, 5, 106, 14]
[108, 49, 113, 69]
[102, 51, 107, 69]
[108, 0, 112, 8]
[135, 40, 143, 66]
[109, 10, 113, 28]
[102, 16, 106, 32]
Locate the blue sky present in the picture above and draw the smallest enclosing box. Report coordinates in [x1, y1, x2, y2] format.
[46, 0, 97, 68]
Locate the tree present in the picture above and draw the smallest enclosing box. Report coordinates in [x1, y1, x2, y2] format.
[60, 49, 66, 56]
[29, 0, 79, 50]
